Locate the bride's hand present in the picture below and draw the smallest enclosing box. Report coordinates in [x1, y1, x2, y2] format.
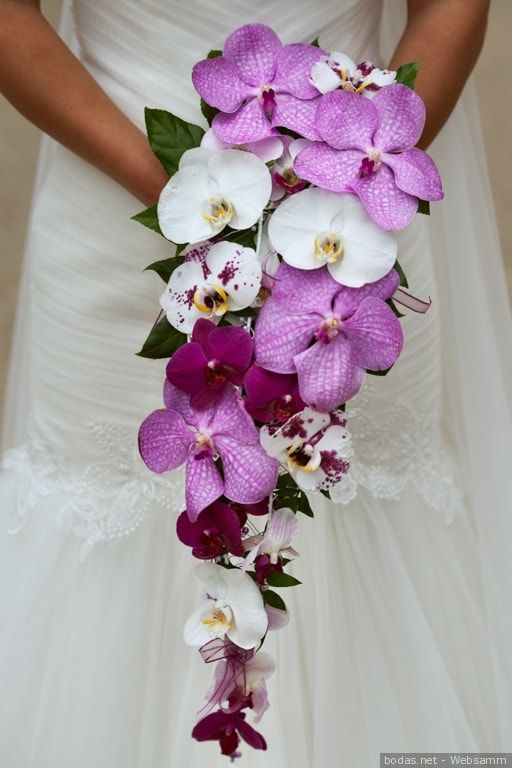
[389, 0, 490, 148]
[0, 0, 169, 206]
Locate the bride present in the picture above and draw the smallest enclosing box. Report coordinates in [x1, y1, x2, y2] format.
[1, 0, 511, 766]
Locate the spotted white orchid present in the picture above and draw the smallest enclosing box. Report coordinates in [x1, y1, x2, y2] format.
[201, 127, 284, 163]
[270, 136, 310, 201]
[242, 507, 299, 569]
[268, 187, 396, 287]
[260, 407, 353, 494]
[160, 240, 262, 333]
[157, 147, 272, 244]
[311, 52, 396, 96]
[184, 563, 268, 650]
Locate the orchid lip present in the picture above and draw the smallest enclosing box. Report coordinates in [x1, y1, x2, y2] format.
[313, 232, 344, 264]
[193, 284, 229, 316]
[201, 196, 234, 231]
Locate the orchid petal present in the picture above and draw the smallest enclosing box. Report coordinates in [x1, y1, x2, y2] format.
[352, 163, 419, 230]
[266, 507, 299, 549]
[208, 325, 254, 371]
[213, 99, 274, 144]
[294, 336, 365, 411]
[333, 269, 400, 317]
[343, 296, 404, 370]
[160, 261, 206, 334]
[371, 83, 425, 152]
[210, 385, 259, 443]
[272, 94, 322, 141]
[206, 241, 262, 310]
[138, 409, 192, 474]
[316, 89, 378, 150]
[217, 436, 278, 505]
[254, 298, 316, 373]
[186, 453, 224, 522]
[224, 23, 281, 86]
[384, 147, 443, 201]
[183, 598, 216, 646]
[294, 142, 362, 192]
[166, 342, 208, 395]
[207, 150, 271, 229]
[192, 56, 247, 112]
[273, 43, 327, 99]
[265, 604, 290, 630]
[157, 164, 213, 244]
[272, 260, 339, 316]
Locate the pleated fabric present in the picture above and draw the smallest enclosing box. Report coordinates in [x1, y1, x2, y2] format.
[1, 1, 512, 766]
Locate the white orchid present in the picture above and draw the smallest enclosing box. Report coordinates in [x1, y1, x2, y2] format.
[184, 563, 268, 650]
[201, 127, 283, 163]
[243, 507, 299, 568]
[160, 240, 262, 333]
[311, 52, 396, 96]
[157, 147, 271, 244]
[260, 407, 353, 493]
[267, 187, 397, 287]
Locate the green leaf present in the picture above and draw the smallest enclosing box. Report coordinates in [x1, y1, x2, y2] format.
[200, 98, 220, 126]
[145, 108, 205, 175]
[262, 589, 287, 612]
[395, 62, 420, 90]
[131, 205, 163, 236]
[393, 258, 409, 289]
[311, 36, 320, 47]
[223, 227, 257, 249]
[274, 472, 315, 518]
[207, 49, 223, 59]
[144, 253, 185, 283]
[136, 316, 187, 359]
[417, 199, 431, 216]
[266, 572, 302, 588]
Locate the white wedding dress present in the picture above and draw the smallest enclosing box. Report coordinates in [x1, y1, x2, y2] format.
[1, 1, 512, 766]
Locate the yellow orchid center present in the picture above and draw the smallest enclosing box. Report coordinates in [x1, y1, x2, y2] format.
[193, 284, 229, 317]
[201, 196, 234, 229]
[314, 232, 344, 264]
[200, 603, 233, 637]
[286, 442, 322, 474]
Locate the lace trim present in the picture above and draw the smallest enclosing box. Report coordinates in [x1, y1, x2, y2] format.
[1, 394, 464, 560]
[2, 422, 185, 560]
[334, 385, 465, 523]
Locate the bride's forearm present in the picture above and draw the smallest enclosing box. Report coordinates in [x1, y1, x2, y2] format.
[388, 0, 490, 148]
[0, 0, 168, 206]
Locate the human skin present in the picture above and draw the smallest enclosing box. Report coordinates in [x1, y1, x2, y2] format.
[0, 0, 491, 203]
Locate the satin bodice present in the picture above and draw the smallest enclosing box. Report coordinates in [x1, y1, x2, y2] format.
[71, 0, 384, 128]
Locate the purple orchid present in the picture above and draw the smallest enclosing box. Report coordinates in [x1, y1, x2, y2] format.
[206, 651, 275, 723]
[243, 365, 305, 423]
[254, 263, 403, 411]
[192, 24, 325, 143]
[176, 501, 247, 559]
[294, 84, 443, 229]
[138, 382, 278, 522]
[192, 707, 267, 757]
[166, 319, 253, 408]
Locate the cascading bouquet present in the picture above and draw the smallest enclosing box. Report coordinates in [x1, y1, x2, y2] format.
[132, 23, 442, 760]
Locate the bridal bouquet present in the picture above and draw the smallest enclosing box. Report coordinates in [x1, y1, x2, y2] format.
[133, 24, 442, 760]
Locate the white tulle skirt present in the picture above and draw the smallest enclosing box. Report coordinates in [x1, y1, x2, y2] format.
[1, 1, 512, 766]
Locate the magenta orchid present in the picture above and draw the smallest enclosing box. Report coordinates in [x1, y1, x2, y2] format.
[255, 263, 403, 411]
[138, 382, 278, 521]
[192, 24, 325, 143]
[166, 319, 253, 408]
[244, 365, 304, 424]
[192, 708, 267, 758]
[176, 501, 247, 559]
[294, 84, 443, 229]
